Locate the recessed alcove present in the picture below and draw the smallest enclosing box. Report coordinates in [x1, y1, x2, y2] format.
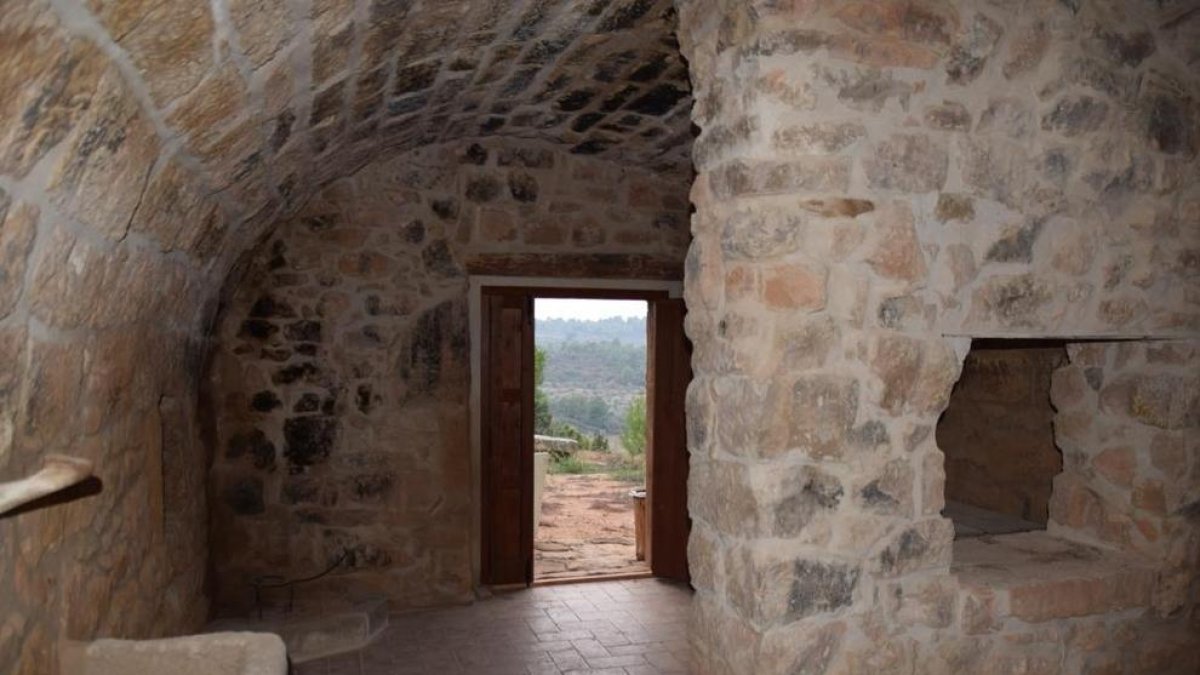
[937, 339, 1067, 538]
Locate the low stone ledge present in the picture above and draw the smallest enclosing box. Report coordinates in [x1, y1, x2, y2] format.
[951, 531, 1156, 624]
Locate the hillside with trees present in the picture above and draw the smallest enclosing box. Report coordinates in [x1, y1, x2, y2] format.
[535, 316, 646, 441]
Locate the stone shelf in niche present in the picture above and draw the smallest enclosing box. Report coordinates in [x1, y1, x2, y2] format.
[952, 531, 1156, 624]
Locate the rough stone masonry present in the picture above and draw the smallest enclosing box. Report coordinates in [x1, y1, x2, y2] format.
[677, 0, 1198, 672]
[0, 0, 1197, 673]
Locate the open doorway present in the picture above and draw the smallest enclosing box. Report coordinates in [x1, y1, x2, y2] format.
[479, 285, 691, 588]
[533, 298, 650, 582]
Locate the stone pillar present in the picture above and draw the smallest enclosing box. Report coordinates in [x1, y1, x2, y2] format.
[677, 2, 966, 671]
[1050, 340, 1200, 615]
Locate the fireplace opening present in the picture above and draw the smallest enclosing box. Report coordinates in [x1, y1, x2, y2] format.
[937, 339, 1068, 539]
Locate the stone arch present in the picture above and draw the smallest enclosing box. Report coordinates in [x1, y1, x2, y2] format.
[0, 1, 695, 671]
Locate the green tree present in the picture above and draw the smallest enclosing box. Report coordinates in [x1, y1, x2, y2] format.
[534, 347, 552, 434]
[621, 395, 647, 457]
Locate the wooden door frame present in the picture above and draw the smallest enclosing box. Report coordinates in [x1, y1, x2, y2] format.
[468, 276, 683, 588]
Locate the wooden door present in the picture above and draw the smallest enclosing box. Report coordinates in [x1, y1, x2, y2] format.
[481, 291, 535, 585]
[646, 298, 691, 582]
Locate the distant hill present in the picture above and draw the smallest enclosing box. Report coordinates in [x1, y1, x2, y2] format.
[535, 316, 646, 346]
[536, 316, 646, 435]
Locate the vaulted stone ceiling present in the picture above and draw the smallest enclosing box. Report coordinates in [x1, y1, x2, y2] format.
[3, 0, 692, 250]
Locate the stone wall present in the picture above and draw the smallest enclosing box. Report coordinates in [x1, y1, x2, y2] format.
[937, 345, 1065, 524]
[205, 138, 689, 615]
[677, 0, 1199, 672]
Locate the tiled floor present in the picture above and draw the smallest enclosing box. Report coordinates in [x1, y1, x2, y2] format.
[294, 578, 693, 674]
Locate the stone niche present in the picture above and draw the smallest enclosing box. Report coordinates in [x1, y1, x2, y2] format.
[937, 339, 1066, 531]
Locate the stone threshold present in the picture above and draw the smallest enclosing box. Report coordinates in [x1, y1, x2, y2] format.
[952, 531, 1157, 624]
[533, 569, 654, 587]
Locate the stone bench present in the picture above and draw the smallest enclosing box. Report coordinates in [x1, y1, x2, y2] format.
[60, 632, 288, 675]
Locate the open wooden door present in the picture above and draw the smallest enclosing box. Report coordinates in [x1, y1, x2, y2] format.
[646, 298, 691, 582]
[480, 291, 535, 586]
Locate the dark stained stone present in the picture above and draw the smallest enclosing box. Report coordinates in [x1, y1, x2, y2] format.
[787, 560, 859, 621]
[405, 300, 468, 395]
[350, 473, 393, 502]
[260, 348, 291, 362]
[480, 116, 506, 132]
[1098, 30, 1155, 66]
[356, 384, 377, 413]
[522, 38, 570, 65]
[572, 112, 606, 132]
[625, 83, 688, 116]
[273, 362, 319, 385]
[393, 60, 440, 95]
[430, 198, 458, 221]
[1146, 94, 1192, 155]
[387, 93, 429, 116]
[598, 0, 654, 32]
[860, 482, 897, 507]
[849, 420, 890, 448]
[282, 478, 320, 504]
[226, 429, 276, 471]
[593, 50, 638, 82]
[310, 80, 345, 125]
[224, 477, 265, 515]
[403, 219, 426, 243]
[600, 85, 639, 112]
[284, 320, 322, 343]
[500, 67, 540, 97]
[422, 240, 460, 277]
[985, 219, 1044, 263]
[1042, 95, 1109, 136]
[878, 528, 930, 575]
[497, 147, 555, 168]
[978, 275, 1052, 327]
[945, 14, 1002, 85]
[294, 393, 321, 413]
[462, 143, 489, 165]
[269, 241, 287, 269]
[251, 390, 282, 412]
[557, 89, 596, 112]
[302, 214, 338, 231]
[571, 138, 613, 154]
[629, 53, 670, 82]
[239, 320, 277, 340]
[295, 344, 318, 356]
[508, 171, 539, 202]
[271, 110, 295, 151]
[250, 295, 296, 319]
[283, 416, 339, 468]
[774, 467, 843, 535]
[465, 175, 501, 202]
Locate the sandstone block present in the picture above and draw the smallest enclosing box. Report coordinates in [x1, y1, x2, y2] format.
[864, 134, 948, 193]
[761, 263, 826, 311]
[0, 195, 36, 319]
[789, 375, 859, 461]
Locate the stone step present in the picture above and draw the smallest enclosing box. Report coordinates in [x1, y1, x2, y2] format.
[206, 597, 388, 664]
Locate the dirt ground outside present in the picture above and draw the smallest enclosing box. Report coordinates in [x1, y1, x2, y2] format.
[534, 468, 648, 581]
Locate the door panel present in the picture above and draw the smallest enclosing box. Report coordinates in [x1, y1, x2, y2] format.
[647, 298, 692, 583]
[481, 292, 535, 585]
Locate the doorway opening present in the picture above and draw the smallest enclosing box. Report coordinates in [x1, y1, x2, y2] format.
[937, 339, 1067, 538]
[533, 298, 651, 582]
[479, 284, 691, 588]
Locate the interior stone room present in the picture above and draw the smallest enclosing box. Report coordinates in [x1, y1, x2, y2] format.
[0, 0, 1197, 673]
